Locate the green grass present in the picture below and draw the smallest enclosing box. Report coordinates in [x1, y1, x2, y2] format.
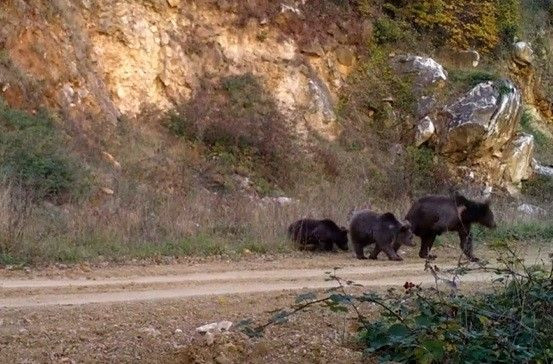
[448, 69, 500, 90]
[474, 221, 553, 244]
[0, 233, 291, 266]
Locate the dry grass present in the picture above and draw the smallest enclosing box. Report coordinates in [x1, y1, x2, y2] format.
[2, 158, 551, 267]
[1, 0, 552, 267]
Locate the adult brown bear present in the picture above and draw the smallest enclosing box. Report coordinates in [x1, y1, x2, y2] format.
[287, 219, 349, 252]
[349, 210, 414, 261]
[405, 193, 496, 262]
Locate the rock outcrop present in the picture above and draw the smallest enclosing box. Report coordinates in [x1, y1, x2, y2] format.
[437, 80, 522, 159]
[392, 54, 447, 92]
[433, 79, 535, 189]
[513, 42, 534, 66]
[2, 0, 363, 141]
[517, 203, 547, 217]
[393, 54, 447, 143]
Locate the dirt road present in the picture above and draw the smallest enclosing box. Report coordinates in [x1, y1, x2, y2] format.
[0, 263, 493, 308]
[0, 249, 530, 308]
[1, 247, 550, 363]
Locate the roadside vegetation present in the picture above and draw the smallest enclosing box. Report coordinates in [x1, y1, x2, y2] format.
[0, 0, 552, 266]
[240, 248, 553, 362]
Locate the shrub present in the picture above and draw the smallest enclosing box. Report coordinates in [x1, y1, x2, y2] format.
[374, 17, 407, 44]
[405, 145, 448, 197]
[385, 0, 524, 53]
[338, 45, 415, 144]
[520, 110, 553, 164]
[165, 74, 297, 189]
[522, 175, 553, 203]
[497, 0, 522, 47]
[241, 251, 553, 363]
[356, 260, 553, 363]
[0, 101, 89, 202]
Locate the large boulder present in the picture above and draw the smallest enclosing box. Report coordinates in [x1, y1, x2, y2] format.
[517, 203, 547, 217]
[534, 160, 553, 177]
[437, 80, 522, 160]
[415, 116, 435, 146]
[513, 41, 534, 66]
[393, 55, 447, 91]
[393, 54, 447, 91]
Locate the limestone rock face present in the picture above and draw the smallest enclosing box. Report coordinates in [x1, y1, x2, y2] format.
[84, 1, 355, 140]
[437, 81, 522, 160]
[2, 0, 359, 142]
[502, 133, 535, 184]
[433, 79, 536, 189]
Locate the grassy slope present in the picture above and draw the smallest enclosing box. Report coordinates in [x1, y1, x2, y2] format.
[0, 0, 552, 265]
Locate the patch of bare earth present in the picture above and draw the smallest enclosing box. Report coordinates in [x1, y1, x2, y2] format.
[0, 291, 366, 363]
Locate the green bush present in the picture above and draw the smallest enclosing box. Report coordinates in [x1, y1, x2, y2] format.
[520, 110, 553, 164]
[405, 146, 448, 197]
[374, 18, 406, 44]
[0, 101, 89, 201]
[497, 0, 522, 48]
[356, 261, 553, 363]
[241, 252, 553, 363]
[522, 175, 553, 203]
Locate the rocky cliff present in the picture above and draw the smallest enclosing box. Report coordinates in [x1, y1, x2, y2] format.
[1, 0, 552, 197]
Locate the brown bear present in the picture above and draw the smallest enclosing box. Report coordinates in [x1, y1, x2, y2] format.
[349, 210, 414, 261]
[287, 219, 349, 252]
[405, 193, 496, 262]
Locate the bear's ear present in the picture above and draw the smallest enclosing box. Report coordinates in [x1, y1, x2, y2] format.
[454, 192, 468, 206]
[381, 212, 398, 224]
[400, 222, 411, 232]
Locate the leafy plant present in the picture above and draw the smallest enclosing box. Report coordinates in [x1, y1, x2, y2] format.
[384, 0, 523, 53]
[374, 17, 408, 44]
[0, 101, 90, 202]
[405, 145, 448, 197]
[520, 110, 553, 164]
[239, 251, 553, 363]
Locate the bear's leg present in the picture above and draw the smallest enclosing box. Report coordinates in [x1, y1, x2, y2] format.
[368, 245, 381, 260]
[459, 228, 478, 262]
[302, 243, 317, 251]
[419, 234, 437, 259]
[354, 242, 367, 260]
[382, 244, 402, 261]
[322, 239, 335, 252]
